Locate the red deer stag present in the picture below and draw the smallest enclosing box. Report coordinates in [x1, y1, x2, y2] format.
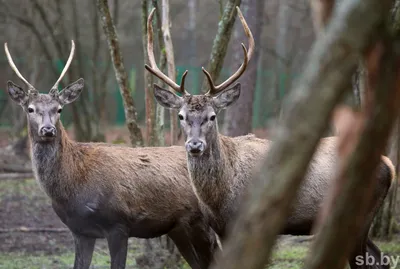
[4, 41, 219, 269]
[146, 6, 395, 269]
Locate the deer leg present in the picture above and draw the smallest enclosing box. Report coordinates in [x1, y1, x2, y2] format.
[168, 226, 201, 269]
[168, 218, 218, 269]
[72, 233, 96, 269]
[349, 236, 389, 269]
[106, 226, 129, 269]
[367, 238, 390, 269]
[348, 233, 368, 269]
[187, 219, 220, 268]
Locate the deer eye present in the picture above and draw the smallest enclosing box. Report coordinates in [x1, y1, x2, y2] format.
[28, 107, 34, 113]
[178, 114, 184, 120]
[209, 115, 216, 121]
[57, 108, 63, 113]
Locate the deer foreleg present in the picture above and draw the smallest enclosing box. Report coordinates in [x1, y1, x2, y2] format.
[72, 233, 96, 269]
[107, 226, 129, 269]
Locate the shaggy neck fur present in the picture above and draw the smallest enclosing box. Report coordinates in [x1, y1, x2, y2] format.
[187, 122, 236, 222]
[29, 121, 76, 201]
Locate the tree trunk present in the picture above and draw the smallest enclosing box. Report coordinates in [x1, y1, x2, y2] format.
[274, 0, 290, 121]
[161, 0, 179, 145]
[200, 0, 242, 93]
[71, 0, 95, 142]
[181, 0, 197, 92]
[142, 0, 158, 146]
[223, 0, 264, 136]
[90, 0, 106, 142]
[152, 0, 168, 146]
[211, 0, 392, 268]
[97, 0, 144, 147]
[370, 0, 400, 239]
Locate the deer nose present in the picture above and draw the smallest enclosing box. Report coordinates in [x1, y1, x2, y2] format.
[187, 140, 204, 154]
[40, 126, 57, 137]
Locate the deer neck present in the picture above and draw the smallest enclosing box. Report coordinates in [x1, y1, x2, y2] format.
[187, 126, 234, 220]
[29, 121, 75, 200]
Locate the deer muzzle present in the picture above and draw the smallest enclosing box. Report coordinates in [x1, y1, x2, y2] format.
[186, 139, 205, 156]
[40, 125, 57, 137]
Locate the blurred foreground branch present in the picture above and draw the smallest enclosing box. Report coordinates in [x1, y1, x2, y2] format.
[211, 0, 393, 268]
[306, 30, 400, 269]
[309, 0, 335, 33]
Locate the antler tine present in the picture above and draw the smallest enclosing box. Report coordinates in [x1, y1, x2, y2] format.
[236, 6, 255, 61]
[145, 8, 188, 95]
[4, 43, 37, 93]
[204, 6, 254, 96]
[51, 40, 75, 92]
[204, 45, 248, 96]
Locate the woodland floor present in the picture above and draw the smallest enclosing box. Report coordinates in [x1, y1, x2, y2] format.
[0, 127, 399, 269]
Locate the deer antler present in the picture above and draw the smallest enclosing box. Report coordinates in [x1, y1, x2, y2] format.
[4, 43, 38, 95]
[144, 8, 189, 96]
[203, 6, 255, 96]
[49, 40, 76, 95]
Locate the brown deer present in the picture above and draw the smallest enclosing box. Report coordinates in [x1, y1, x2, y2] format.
[146, 7, 395, 269]
[4, 41, 219, 269]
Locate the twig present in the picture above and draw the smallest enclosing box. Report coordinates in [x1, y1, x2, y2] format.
[0, 173, 33, 180]
[0, 164, 31, 173]
[0, 227, 69, 233]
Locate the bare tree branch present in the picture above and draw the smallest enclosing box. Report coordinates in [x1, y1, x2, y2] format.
[31, 0, 64, 60]
[1, 9, 57, 77]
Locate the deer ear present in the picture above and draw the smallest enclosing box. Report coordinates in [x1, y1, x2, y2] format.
[153, 84, 183, 109]
[58, 78, 84, 105]
[7, 81, 29, 106]
[213, 83, 241, 109]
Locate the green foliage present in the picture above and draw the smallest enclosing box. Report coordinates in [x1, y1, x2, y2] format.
[0, 251, 138, 269]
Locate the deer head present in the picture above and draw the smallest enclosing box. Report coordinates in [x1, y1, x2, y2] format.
[146, 7, 254, 156]
[5, 41, 84, 142]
